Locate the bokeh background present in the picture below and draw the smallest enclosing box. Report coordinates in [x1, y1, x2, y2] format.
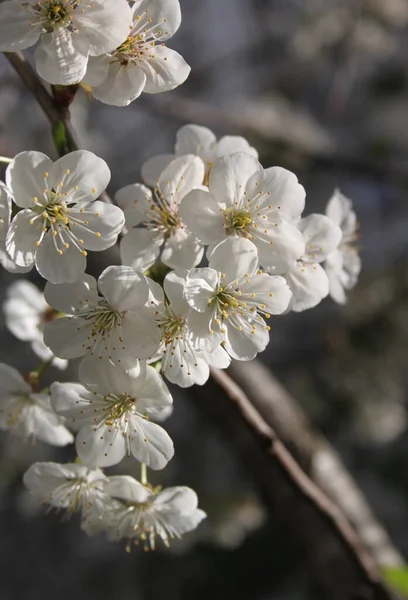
[1, 0, 408, 598]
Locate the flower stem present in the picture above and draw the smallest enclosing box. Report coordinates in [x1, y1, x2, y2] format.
[27, 358, 53, 389]
[141, 463, 148, 486]
[0, 156, 12, 164]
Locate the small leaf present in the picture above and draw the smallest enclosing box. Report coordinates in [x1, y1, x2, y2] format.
[383, 566, 408, 597]
[52, 120, 70, 157]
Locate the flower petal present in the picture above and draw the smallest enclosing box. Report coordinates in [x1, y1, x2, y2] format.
[179, 189, 225, 245]
[129, 417, 174, 470]
[224, 320, 269, 361]
[241, 273, 292, 314]
[285, 261, 329, 312]
[132, 0, 181, 39]
[141, 154, 175, 187]
[159, 155, 205, 207]
[6, 209, 42, 267]
[0, 363, 30, 396]
[209, 237, 259, 284]
[120, 229, 163, 272]
[0, 1, 42, 51]
[35, 231, 87, 283]
[98, 266, 149, 311]
[141, 46, 190, 94]
[115, 183, 153, 228]
[247, 166, 305, 220]
[298, 214, 342, 263]
[76, 425, 126, 468]
[6, 151, 53, 208]
[76, 0, 132, 55]
[50, 150, 110, 204]
[175, 124, 217, 162]
[216, 136, 258, 159]
[256, 218, 305, 273]
[92, 62, 147, 107]
[185, 267, 219, 312]
[161, 228, 204, 270]
[209, 153, 261, 208]
[71, 202, 124, 251]
[35, 30, 88, 85]
[44, 274, 98, 314]
[105, 475, 152, 503]
[43, 317, 92, 359]
[163, 270, 190, 316]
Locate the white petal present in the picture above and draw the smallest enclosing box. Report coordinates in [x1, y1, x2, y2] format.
[209, 237, 259, 283]
[121, 311, 160, 363]
[216, 136, 258, 159]
[204, 344, 231, 369]
[50, 150, 110, 204]
[24, 398, 74, 446]
[209, 153, 261, 208]
[185, 267, 219, 312]
[0, 363, 30, 396]
[256, 218, 305, 273]
[129, 417, 174, 470]
[120, 229, 163, 272]
[82, 54, 110, 87]
[175, 125, 217, 162]
[155, 486, 198, 513]
[78, 357, 129, 396]
[44, 274, 98, 314]
[247, 166, 305, 220]
[43, 317, 92, 359]
[105, 475, 152, 503]
[35, 231, 87, 283]
[0, 1, 41, 51]
[23, 462, 104, 501]
[115, 183, 153, 227]
[6, 151, 53, 208]
[141, 155, 175, 188]
[76, 425, 126, 468]
[326, 189, 357, 239]
[35, 31, 88, 85]
[241, 273, 292, 314]
[161, 228, 204, 270]
[50, 381, 91, 418]
[98, 266, 149, 311]
[224, 320, 269, 361]
[141, 46, 190, 94]
[298, 214, 342, 262]
[71, 202, 124, 251]
[0, 246, 32, 274]
[286, 262, 329, 312]
[179, 189, 225, 245]
[92, 62, 147, 107]
[132, 0, 181, 39]
[162, 342, 209, 388]
[6, 209, 42, 267]
[163, 270, 190, 316]
[76, 0, 132, 55]
[159, 155, 205, 207]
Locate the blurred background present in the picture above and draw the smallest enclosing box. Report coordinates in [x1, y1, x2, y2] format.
[1, 0, 408, 598]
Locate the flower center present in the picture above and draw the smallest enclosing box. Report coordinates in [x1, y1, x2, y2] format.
[159, 311, 184, 345]
[30, 0, 78, 31]
[86, 301, 123, 336]
[224, 208, 252, 235]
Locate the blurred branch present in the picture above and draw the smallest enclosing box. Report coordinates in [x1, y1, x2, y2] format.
[228, 359, 405, 569]
[144, 94, 408, 187]
[199, 367, 399, 600]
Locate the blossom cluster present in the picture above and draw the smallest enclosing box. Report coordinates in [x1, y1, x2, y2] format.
[0, 0, 361, 555]
[0, 0, 190, 106]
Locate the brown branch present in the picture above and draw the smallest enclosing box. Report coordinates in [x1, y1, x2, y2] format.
[228, 359, 405, 570]
[201, 367, 398, 600]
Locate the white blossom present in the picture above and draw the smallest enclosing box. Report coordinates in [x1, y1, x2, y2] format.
[0, 182, 30, 273]
[43, 267, 160, 367]
[179, 152, 306, 273]
[51, 357, 174, 470]
[185, 237, 292, 361]
[142, 124, 258, 186]
[281, 214, 342, 312]
[84, 0, 190, 107]
[0, 0, 131, 85]
[3, 280, 68, 369]
[5, 150, 124, 283]
[103, 475, 206, 551]
[0, 363, 73, 445]
[117, 155, 205, 272]
[23, 461, 118, 534]
[324, 190, 361, 304]
[147, 271, 230, 388]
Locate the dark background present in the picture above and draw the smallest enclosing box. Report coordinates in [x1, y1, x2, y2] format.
[1, 0, 408, 598]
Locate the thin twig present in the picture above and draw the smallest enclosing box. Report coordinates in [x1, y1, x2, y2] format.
[208, 367, 398, 600]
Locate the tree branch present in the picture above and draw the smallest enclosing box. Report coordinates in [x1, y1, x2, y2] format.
[198, 367, 399, 600]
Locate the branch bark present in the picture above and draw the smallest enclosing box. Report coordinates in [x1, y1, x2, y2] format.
[228, 359, 405, 571]
[193, 367, 399, 600]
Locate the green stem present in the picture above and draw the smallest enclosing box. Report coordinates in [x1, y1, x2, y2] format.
[0, 156, 12, 164]
[28, 358, 53, 388]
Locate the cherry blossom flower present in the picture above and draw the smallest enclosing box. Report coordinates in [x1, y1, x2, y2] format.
[103, 475, 206, 551]
[43, 266, 160, 367]
[0, 182, 30, 273]
[324, 190, 361, 304]
[0, 363, 73, 446]
[179, 152, 306, 273]
[142, 124, 258, 186]
[281, 214, 342, 312]
[84, 0, 190, 107]
[147, 271, 230, 388]
[117, 155, 204, 272]
[185, 237, 292, 361]
[5, 150, 124, 283]
[0, 0, 131, 85]
[3, 280, 67, 369]
[51, 358, 174, 470]
[23, 461, 118, 533]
